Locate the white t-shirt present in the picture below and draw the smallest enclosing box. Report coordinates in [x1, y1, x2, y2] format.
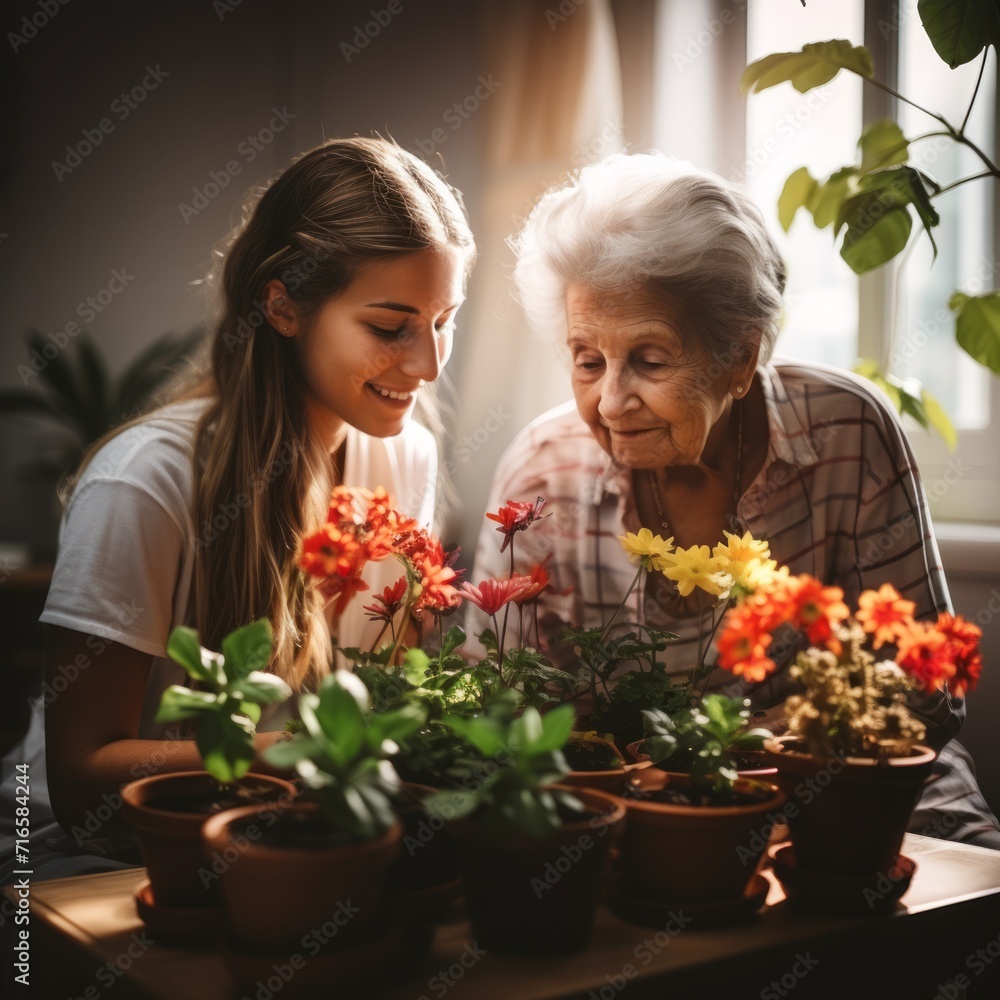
[39, 398, 438, 736]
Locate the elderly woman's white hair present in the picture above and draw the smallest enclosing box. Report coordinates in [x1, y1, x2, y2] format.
[511, 152, 786, 370]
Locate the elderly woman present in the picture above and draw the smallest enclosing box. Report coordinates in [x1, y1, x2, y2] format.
[471, 152, 1000, 848]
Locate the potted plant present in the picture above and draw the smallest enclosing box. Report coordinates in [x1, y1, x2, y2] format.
[609, 693, 783, 924]
[201, 669, 425, 964]
[424, 699, 626, 956]
[716, 574, 982, 895]
[120, 618, 295, 919]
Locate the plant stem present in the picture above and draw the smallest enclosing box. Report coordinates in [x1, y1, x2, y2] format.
[960, 49, 988, 135]
[864, 76, 949, 128]
[932, 169, 996, 197]
[386, 602, 413, 667]
[600, 565, 644, 645]
[368, 619, 392, 655]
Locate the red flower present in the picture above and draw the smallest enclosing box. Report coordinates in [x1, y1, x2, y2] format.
[510, 556, 572, 604]
[896, 621, 952, 693]
[362, 576, 409, 623]
[485, 497, 547, 552]
[412, 539, 463, 614]
[460, 576, 533, 617]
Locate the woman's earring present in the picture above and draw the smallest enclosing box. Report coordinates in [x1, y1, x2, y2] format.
[735, 385, 744, 396]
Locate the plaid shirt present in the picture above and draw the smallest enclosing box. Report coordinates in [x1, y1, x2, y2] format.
[471, 359, 962, 747]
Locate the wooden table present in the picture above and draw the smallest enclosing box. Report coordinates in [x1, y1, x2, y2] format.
[6, 834, 1000, 999]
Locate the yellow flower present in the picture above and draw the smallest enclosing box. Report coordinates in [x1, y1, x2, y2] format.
[660, 543, 732, 598]
[713, 530, 777, 593]
[619, 529, 675, 572]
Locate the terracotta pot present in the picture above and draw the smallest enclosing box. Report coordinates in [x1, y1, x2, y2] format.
[201, 801, 402, 953]
[445, 786, 626, 955]
[120, 770, 296, 908]
[615, 769, 786, 903]
[625, 740, 778, 779]
[384, 783, 462, 923]
[558, 760, 653, 795]
[761, 736, 936, 875]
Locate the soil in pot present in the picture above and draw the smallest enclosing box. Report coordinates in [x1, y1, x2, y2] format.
[447, 788, 626, 956]
[563, 739, 622, 771]
[147, 779, 290, 816]
[628, 782, 773, 809]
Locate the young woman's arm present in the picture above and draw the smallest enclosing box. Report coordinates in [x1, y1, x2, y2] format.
[44, 626, 290, 836]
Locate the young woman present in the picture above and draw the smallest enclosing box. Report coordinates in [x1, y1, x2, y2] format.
[33, 137, 476, 856]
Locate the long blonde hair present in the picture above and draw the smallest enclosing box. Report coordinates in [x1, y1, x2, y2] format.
[199, 138, 474, 689]
[69, 138, 475, 691]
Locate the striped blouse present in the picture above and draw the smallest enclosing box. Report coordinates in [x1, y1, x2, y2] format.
[469, 359, 962, 746]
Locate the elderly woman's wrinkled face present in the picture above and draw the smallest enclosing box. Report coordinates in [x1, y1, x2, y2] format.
[567, 283, 732, 469]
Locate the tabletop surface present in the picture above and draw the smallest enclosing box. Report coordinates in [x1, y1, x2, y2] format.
[8, 833, 1000, 999]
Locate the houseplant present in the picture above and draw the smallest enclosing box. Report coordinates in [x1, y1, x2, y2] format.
[715, 573, 982, 892]
[609, 694, 783, 924]
[201, 668, 426, 988]
[423, 699, 626, 956]
[120, 617, 295, 919]
[740, 8, 1000, 443]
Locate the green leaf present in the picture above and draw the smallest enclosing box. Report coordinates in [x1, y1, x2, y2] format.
[840, 205, 912, 273]
[951, 291, 1000, 374]
[534, 703, 575, 753]
[221, 619, 274, 681]
[921, 389, 957, 451]
[165, 626, 222, 685]
[425, 788, 480, 822]
[918, 0, 1000, 68]
[312, 675, 368, 762]
[858, 120, 910, 174]
[811, 167, 858, 229]
[511, 707, 544, 751]
[195, 711, 255, 784]
[75, 333, 111, 434]
[154, 685, 218, 723]
[231, 671, 292, 706]
[740, 40, 874, 95]
[366, 703, 426, 747]
[442, 714, 506, 758]
[777, 167, 818, 232]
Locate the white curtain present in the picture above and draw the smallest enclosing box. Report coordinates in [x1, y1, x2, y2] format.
[448, 0, 625, 558]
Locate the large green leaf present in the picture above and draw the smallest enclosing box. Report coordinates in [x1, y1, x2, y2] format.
[740, 40, 874, 95]
[839, 201, 913, 273]
[777, 167, 819, 232]
[24, 330, 91, 435]
[166, 626, 222, 685]
[918, 0, 1000, 68]
[154, 685, 217, 723]
[858, 120, 910, 174]
[312, 676, 367, 764]
[534, 703, 575, 754]
[366, 703, 426, 748]
[951, 291, 1000, 374]
[75, 333, 111, 437]
[442, 714, 506, 758]
[921, 389, 957, 451]
[221, 618, 274, 680]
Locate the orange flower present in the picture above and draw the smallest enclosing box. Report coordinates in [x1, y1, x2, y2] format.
[510, 556, 572, 605]
[856, 583, 916, 649]
[895, 620, 952, 693]
[411, 539, 463, 614]
[298, 524, 365, 581]
[789, 575, 849, 649]
[933, 612, 983, 697]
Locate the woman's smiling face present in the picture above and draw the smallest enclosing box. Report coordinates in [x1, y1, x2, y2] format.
[567, 282, 734, 469]
[289, 247, 465, 446]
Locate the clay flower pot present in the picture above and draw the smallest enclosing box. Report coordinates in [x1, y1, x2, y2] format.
[625, 740, 778, 779]
[761, 736, 936, 876]
[560, 735, 653, 795]
[201, 800, 402, 953]
[445, 785, 626, 956]
[615, 768, 786, 904]
[120, 770, 296, 909]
